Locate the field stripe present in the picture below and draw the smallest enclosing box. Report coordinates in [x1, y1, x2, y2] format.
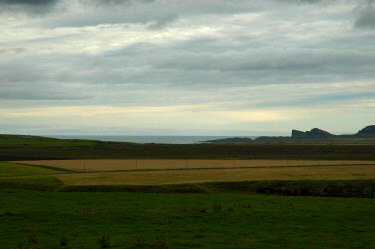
[55, 165, 375, 186]
[12, 159, 375, 172]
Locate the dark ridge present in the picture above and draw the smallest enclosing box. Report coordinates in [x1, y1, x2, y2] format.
[204, 137, 253, 143]
[356, 125, 375, 137]
[205, 125, 375, 143]
[292, 128, 335, 139]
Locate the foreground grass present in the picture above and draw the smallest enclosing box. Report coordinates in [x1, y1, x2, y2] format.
[0, 176, 64, 191]
[1, 190, 375, 249]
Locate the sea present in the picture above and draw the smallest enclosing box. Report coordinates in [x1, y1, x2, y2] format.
[48, 135, 258, 144]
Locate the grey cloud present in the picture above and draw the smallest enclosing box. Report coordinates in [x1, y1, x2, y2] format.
[0, 81, 92, 101]
[0, 63, 88, 101]
[56, 46, 375, 89]
[0, 48, 27, 54]
[0, 88, 73, 100]
[150, 49, 375, 75]
[0, 64, 45, 82]
[148, 14, 178, 30]
[15, 0, 328, 29]
[46, 1, 169, 27]
[0, 0, 58, 14]
[82, 0, 155, 5]
[0, 0, 57, 5]
[354, 0, 375, 29]
[40, 0, 258, 28]
[277, 0, 323, 3]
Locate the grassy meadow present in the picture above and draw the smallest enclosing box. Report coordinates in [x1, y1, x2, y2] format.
[0, 162, 64, 177]
[1, 189, 375, 249]
[1, 135, 375, 248]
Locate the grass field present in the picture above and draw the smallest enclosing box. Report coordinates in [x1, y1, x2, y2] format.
[1, 189, 375, 249]
[0, 162, 63, 177]
[1, 135, 375, 161]
[0, 134, 99, 148]
[1, 135, 375, 248]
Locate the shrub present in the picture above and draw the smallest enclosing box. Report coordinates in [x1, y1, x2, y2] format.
[132, 235, 145, 248]
[152, 234, 168, 249]
[12, 243, 25, 249]
[60, 236, 68, 246]
[178, 206, 188, 213]
[12, 242, 40, 249]
[97, 235, 110, 248]
[212, 203, 222, 212]
[27, 234, 37, 244]
[199, 207, 207, 213]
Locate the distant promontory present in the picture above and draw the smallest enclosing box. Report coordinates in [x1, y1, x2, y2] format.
[291, 125, 375, 139]
[205, 125, 375, 143]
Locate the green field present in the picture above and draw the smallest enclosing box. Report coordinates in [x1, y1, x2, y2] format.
[1, 189, 375, 249]
[1, 135, 375, 248]
[0, 162, 70, 177]
[1, 134, 375, 161]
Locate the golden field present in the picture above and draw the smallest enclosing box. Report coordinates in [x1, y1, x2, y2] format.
[14, 159, 375, 172]
[56, 165, 375, 185]
[13, 159, 375, 185]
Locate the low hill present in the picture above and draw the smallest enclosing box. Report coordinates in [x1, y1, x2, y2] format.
[204, 137, 253, 143]
[292, 128, 335, 139]
[291, 125, 375, 139]
[356, 125, 375, 137]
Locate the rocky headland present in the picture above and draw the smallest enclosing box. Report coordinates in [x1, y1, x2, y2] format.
[205, 125, 375, 143]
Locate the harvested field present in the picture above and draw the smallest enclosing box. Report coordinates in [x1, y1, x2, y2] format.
[13, 159, 375, 186]
[56, 165, 375, 185]
[13, 159, 375, 172]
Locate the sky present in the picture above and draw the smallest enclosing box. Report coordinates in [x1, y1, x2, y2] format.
[0, 0, 374, 136]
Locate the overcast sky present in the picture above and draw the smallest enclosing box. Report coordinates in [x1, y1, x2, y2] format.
[1, 0, 374, 136]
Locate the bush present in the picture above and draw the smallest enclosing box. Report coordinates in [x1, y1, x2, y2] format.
[27, 234, 37, 245]
[212, 203, 222, 212]
[152, 234, 168, 249]
[12, 242, 40, 249]
[199, 207, 207, 213]
[132, 235, 145, 248]
[60, 236, 68, 246]
[12, 243, 25, 249]
[97, 235, 110, 248]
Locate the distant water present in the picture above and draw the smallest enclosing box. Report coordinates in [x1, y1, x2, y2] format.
[49, 135, 258, 144]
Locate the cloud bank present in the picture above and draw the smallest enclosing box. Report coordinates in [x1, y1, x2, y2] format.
[0, 0, 374, 135]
